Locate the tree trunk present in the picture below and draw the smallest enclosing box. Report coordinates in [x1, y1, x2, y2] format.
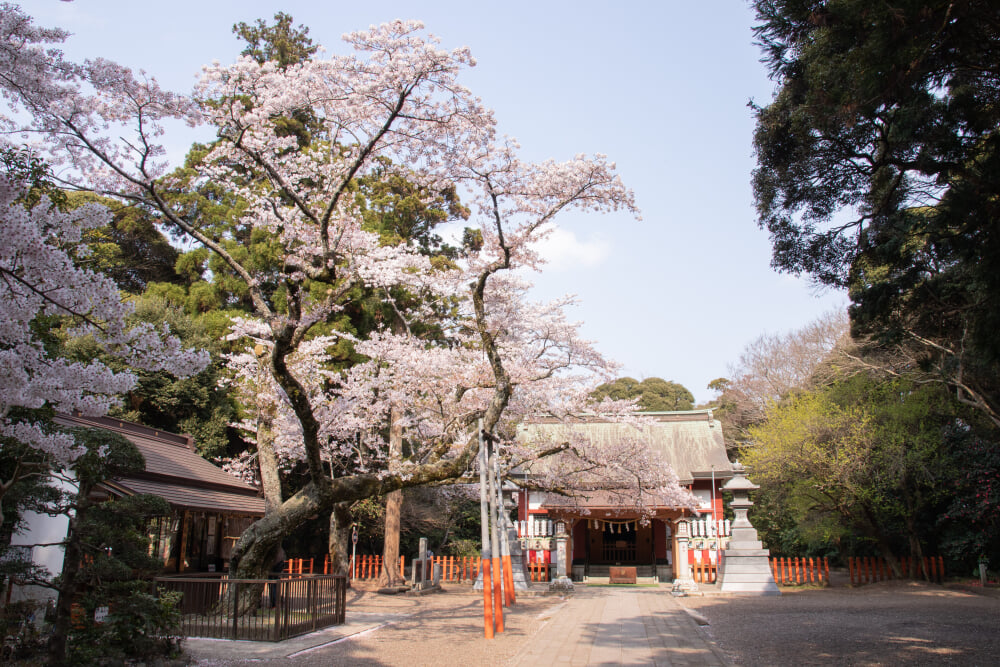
[256, 426, 283, 515]
[328, 502, 352, 577]
[861, 507, 902, 577]
[907, 518, 926, 581]
[378, 405, 404, 586]
[48, 486, 91, 666]
[379, 490, 403, 586]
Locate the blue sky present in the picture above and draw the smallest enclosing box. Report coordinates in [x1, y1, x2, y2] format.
[34, 1, 845, 403]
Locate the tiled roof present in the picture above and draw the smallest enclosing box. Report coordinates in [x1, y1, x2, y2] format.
[56, 413, 264, 516]
[540, 489, 687, 513]
[103, 478, 264, 515]
[517, 410, 733, 485]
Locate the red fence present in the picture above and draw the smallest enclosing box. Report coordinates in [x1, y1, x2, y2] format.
[848, 556, 945, 584]
[769, 557, 830, 585]
[283, 555, 483, 582]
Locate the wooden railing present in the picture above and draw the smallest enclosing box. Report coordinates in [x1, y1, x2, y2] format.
[848, 556, 945, 585]
[601, 545, 637, 562]
[528, 560, 550, 582]
[155, 574, 346, 642]
[769, 557, 830, 585]
[691, 559, 717, 583]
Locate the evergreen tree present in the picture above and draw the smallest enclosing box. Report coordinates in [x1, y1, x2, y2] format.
[751, 0, 1000, 426]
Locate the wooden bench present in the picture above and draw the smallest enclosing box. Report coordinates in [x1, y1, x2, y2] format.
[609, 566, 637, 584]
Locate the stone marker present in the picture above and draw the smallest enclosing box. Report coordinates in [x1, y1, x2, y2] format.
[672, 518, 698, 594]
[548, 521, 574, 592]
[409, 537, 441, 593]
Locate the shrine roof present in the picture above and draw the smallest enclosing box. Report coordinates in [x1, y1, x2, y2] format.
[516, 410, 732, 486]
[55, 413, 264, 516]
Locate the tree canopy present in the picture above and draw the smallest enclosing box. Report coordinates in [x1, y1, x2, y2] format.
[751, 0, 1000, 426]
[591, 377, 694, 412]
[0, 6, 686, 586]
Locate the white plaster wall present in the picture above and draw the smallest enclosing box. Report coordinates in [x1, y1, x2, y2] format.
[8, 473, 76, 603]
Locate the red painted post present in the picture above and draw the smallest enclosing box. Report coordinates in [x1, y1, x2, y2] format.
[938, 556, 945, 583]
[824, 557, 830, 584]
[482, 557, 494, 639]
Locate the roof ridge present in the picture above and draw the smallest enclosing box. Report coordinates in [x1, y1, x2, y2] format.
[57, 412, 193, 449]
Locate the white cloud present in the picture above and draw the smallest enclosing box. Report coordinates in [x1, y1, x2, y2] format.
[533, 228, 610, 271]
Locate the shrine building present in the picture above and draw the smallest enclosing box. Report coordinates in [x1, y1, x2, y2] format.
[513, 410, 733, 583]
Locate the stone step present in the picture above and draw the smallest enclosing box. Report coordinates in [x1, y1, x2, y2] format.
[584, 576, 659, 585]
[585, 565, 655, 576]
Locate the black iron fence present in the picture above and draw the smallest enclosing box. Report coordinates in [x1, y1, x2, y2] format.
[155, 573, 347, 641]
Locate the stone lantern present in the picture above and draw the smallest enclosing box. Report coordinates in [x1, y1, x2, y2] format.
[717, 462, 780, 595]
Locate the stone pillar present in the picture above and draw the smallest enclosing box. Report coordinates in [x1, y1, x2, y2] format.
[548, 519, 574, 592]
[718, 462, 780, 595]
[672, 518, 698, 593]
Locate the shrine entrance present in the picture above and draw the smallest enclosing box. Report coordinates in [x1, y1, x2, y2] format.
[581, 519, 655, 566]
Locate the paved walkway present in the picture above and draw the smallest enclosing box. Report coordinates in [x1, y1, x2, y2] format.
[184, 610, 413, 662]
[512, 587, 730, 667]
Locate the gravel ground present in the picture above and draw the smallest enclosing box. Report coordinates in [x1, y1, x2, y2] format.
[186, 580, 1000, 666]
[679, 581, 1000, 667]
[189, 583, 567, 667]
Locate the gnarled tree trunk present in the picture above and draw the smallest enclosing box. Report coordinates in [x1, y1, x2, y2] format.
[328, 501, 352, 577]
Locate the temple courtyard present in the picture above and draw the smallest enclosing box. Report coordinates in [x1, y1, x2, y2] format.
[184, 579, 999, 666]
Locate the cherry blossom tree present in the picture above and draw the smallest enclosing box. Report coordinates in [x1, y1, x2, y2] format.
[0, 8, 206, 538]
[0, 175, 206, 460]
[2, 5, 693, 583]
